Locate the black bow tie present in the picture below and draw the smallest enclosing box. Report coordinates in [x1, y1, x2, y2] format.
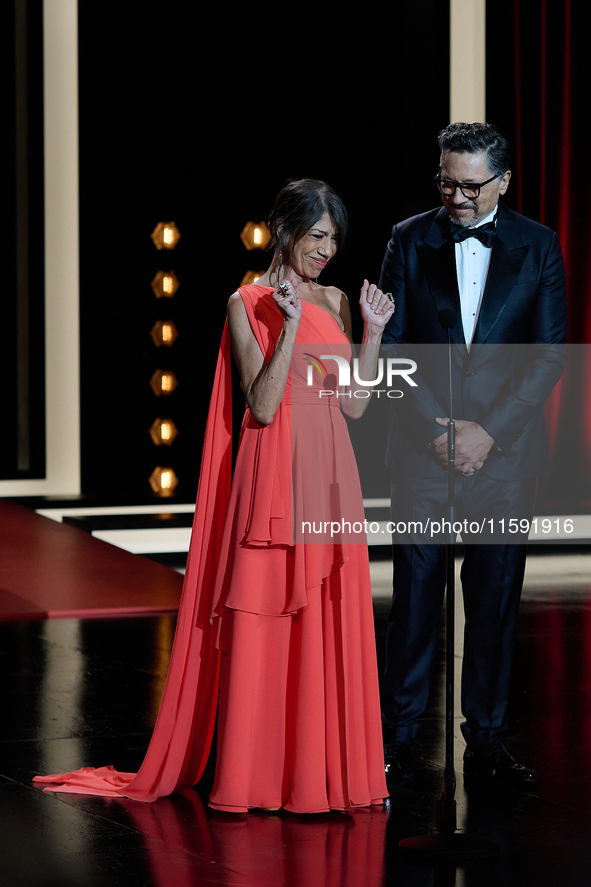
[445, 220, 497, 248]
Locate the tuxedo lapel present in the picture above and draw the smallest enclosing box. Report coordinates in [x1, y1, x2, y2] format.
[472, 203, 530, 344]
[416, 209, 466, 352]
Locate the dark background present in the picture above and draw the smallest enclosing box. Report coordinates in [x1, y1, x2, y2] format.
[2, 0, 45, 479]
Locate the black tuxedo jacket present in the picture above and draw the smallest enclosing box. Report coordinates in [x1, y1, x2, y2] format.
[379, 201, 568, 480]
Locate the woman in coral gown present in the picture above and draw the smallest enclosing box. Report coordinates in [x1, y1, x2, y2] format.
[35, 179, 394, 812]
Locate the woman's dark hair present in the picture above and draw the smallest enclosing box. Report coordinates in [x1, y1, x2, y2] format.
[438, 122, 511, 176]
[267, 178, 348, 262]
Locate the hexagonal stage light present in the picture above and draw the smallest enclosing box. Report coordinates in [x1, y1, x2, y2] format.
[149, 418, 179, 446]
[240, 221, 271, 251]
[151, 270, 180, 298]
[151, 221, 181, 250]
[150, 369, 179, 396]
[150, 320, 179, 347]
[149, 466, 179, 496]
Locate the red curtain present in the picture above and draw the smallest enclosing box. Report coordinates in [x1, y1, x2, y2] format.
[490, 0, 591, 508]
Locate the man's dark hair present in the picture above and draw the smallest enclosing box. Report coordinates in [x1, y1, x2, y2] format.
[267, 179, 348, 260]
[438, 122, 511, 176]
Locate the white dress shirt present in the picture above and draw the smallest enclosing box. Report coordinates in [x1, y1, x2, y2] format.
[454, 207, 497, 348]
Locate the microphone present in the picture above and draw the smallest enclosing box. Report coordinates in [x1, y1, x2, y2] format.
[438, 307, 457, 330]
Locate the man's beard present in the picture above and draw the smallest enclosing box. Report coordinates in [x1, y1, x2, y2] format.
[447, 203, 479, 226]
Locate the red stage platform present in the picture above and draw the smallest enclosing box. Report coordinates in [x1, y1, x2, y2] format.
[0, 499, 183, 620]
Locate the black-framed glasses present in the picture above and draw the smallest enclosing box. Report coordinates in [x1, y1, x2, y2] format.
[434, 173, 500, 199]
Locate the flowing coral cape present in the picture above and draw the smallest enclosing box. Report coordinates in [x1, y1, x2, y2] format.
[34, 287, 295, 801]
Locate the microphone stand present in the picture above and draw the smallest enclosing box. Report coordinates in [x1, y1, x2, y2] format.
[436, 324, 457, 836]
[398, 317, 498, 861]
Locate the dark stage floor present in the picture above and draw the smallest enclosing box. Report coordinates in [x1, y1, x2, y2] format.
[1, 551, 591, 886]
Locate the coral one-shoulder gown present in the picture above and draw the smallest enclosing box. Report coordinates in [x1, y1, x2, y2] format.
[34, 286, 387, 813]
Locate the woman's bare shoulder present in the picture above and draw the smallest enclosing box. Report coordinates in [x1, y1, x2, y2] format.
[323, 284, 347, 299]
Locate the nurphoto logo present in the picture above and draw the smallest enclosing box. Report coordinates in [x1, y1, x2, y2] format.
[304, 354, 418, 399]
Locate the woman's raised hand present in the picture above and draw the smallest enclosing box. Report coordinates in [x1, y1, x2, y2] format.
[273, 279, 302, 325]
[359, 279, 395, 330]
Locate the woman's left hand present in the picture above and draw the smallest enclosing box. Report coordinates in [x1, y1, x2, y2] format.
[359, 279, 395, 330]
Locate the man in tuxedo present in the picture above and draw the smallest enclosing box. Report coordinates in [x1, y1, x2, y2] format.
[378, 122, 568, 786]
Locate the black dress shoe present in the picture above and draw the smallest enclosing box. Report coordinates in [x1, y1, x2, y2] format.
[463, 742, 536, 785]
[384, 741, 414, 786]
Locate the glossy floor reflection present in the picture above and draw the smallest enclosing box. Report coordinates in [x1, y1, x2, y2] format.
[1, 551, 591, 886]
